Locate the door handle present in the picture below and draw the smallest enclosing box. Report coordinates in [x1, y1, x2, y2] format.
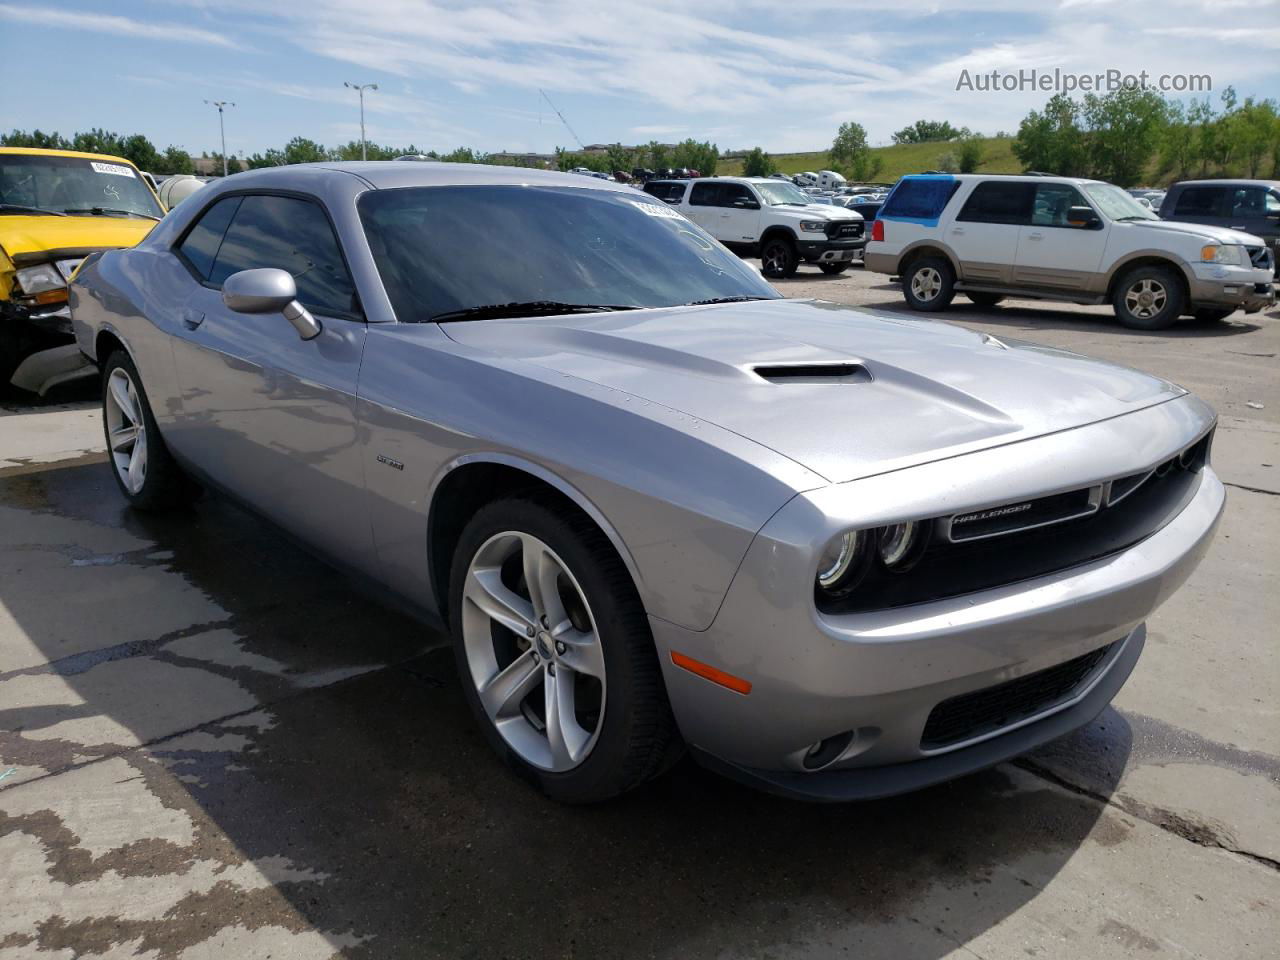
[181, 310, 204, 330]
[1027, 232, 1044, 241]
[950, 227, 965, 235]
[1230, 225, 1246, 230]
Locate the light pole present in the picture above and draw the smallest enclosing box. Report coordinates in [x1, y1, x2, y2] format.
[203, 100, 235, 177]
[344, 81, 378, 160]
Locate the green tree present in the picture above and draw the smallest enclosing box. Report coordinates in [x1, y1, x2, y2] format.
[1, 129, 72, 149]
[119, 134, 161, 172]
[830, 121, 879, 181]
[605, 142, 634, 174]
[644, 141, 669, 171]
[1158, 100, 1196, 180]
[1228, 97, 1279, 178]
[742, 147, 776, 177]
[956, 133, 984, 173]
[670, 139, 718, 175]
[281, 137, 330, 165]
[1012, 93, 1089, 176]
[1082, 87, 1167, 186]
[892, 120, 968, 144]
[158, 146, 194, 175]
[246, 149, 286, 168]
[71, 128, 124, 156]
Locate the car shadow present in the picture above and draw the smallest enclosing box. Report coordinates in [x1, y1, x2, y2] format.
[0, 453, 1136, 959]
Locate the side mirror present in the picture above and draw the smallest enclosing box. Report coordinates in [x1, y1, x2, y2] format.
[222, 268, 321, 340]
[1066, 205, 1102, 229]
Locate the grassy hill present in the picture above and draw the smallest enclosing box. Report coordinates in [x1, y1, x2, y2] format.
[718, 136, 1021, 181]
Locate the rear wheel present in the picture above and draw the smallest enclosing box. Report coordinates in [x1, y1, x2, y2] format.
[819, 262, 851, 275]
[966, 292, 1005, 308]
[1112, 266, 1184, 330]
[101, 351, 196, 510]
[1193, 307, 1235, 323]
[902, 256, 956, 311]
[760, 236, 799, 279]
[450, 497, 679, 803]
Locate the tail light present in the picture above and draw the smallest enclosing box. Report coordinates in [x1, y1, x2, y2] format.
[871, 219, 884, 242]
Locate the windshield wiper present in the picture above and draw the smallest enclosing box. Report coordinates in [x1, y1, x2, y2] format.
[0, 203, 67, 216]
[63, 207, 161, 221]
[685, 296, 771, 306]
[431, 300, 640, 323]
[1115, 215, 1153, 222]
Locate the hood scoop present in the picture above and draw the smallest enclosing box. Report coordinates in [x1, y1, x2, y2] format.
[752, 362, 872, 385]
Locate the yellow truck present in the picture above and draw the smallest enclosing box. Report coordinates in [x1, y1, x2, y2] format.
[1, 147, 164, 395]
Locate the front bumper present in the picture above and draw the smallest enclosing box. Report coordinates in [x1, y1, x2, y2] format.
[1188, 263, 1276, 313]
[652, 397, 1224, 798]
[798, 236, 867, 263]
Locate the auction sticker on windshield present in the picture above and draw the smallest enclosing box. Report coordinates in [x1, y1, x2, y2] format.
[90, 161, 136, 178]
[630, 200, 684, 220]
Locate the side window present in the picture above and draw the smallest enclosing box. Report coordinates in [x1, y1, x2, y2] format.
[1173, 186, 1227, 217]
[209, 194, 359, 319]
[721, 185, 754, 208]
[879, 177, 961, 222]
[1267, 192, 1280, 215]
[176, 196, 242, 280]
[956, 182, 1035, 225]
[1229, 187, 1266, 217]
[1031, 183, 1089, 227]
[689, 182, 720, 206]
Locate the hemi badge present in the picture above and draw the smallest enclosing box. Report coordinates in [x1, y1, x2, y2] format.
[376, 454, 404, 471]
[953, 502, 1032, 524]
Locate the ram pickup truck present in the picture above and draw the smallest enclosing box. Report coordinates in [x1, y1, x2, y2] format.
[644, 176, 865, 278]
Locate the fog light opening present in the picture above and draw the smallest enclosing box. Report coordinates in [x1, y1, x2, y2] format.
[802, 731, 855, 771]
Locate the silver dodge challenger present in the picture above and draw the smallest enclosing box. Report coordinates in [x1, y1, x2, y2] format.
[69, 162, 1224, 802]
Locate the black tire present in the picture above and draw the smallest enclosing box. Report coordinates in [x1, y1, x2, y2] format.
[449, 496, 680, 803]
[819, 262, 851, 275]
[760, 235, 799, 279]
[902, 255, 956, 311]
[966, 292, 1005, 308]
[101, 350, 196, 511]
[1112, 265, 1185, 330]
[0, 331, 18, 401]
[1193, 307, 1235, 323]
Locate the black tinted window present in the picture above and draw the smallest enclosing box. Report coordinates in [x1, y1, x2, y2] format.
[1173, 186, 1228, 217]
[722, 185, 754, 206]
[177, 196, 241, 280]
[1229, 187, 1267, 217]
[642, 181, 685, 203]
[209, 195, 358, 318]
[957, 182, 1036, 224]
[688, 182, 721, 206]
[880, 177, 961, 221]
[359, 185, 778, 323]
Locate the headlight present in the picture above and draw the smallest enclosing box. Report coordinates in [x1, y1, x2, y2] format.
[878, 521, 929, 571]
[816, 530, 873, 596]
[1200, 244, 1245, 266]
[799, 220, 828, 233]
[14, 263, 68, 304]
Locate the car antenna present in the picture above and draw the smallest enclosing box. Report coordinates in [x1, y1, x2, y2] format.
[539, 89, 586, 150]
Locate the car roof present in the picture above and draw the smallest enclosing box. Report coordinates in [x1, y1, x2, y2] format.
[1168, 179, 1280, 189]
[900, 173, 1105, 187]
[0, 146, 139, 167]
[218, 161, 638, 194]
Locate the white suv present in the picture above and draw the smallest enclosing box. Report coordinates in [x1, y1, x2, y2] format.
[643, 177, 865, 278]
[864, 174, 1276, 328]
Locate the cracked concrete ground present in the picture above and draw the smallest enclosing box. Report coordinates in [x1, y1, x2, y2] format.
[1, 274, 1277, 959]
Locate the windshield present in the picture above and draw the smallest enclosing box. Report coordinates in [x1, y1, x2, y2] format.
[0, 153, 163, 219]
[753, 181, 814, 206]
[359, 185, 781, 322]
[1084, 183, 1158, 221]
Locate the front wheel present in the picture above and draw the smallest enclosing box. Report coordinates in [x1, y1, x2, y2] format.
[450, 497, 679, 803]
[819, 262, 851, 275]
[760, 237, 799, 279]
[1112, 266, 1184, 330]
[902, 256, 956, 311]
[101, 351, 196, 510]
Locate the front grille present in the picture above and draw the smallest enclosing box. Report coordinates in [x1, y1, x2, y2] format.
[1246, 245, 1271, 270]
[921, 643, 1114, 750]
[827, 221, 864, 239]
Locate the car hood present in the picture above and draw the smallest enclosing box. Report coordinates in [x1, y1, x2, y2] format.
[442, 299, 1186, 484]
[1131, 218, 1266, 246]
[773, 204, 858, 221]
[0, 214, 155, 262]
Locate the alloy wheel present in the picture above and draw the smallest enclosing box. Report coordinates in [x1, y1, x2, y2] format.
[104, 367, 148, 495]
[461, 531, 606, 772]
[911, 266, 942, 302]
[1124, 278, 1167, 320]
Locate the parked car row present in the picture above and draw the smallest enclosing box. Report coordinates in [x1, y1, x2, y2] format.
[864, 173, 1276, 328]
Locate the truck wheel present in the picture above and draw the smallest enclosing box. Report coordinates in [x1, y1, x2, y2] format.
[902, 256, 956, 311]
[966, 292, 1005, 308]
[1112, 266, 1184, 330]
[760, 237, 799, 279]
[1193, 307, 1235, 323]
[819, 262, 850, 275]
[101, 351, 197, 510]
[450, 496, 680, 803]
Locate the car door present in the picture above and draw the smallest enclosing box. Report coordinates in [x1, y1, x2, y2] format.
[167, 191, 373, 566]
[948, 181, 1034, 284]
[1012, 182, 1107, 289]
[716, 183, 763, 245]
[1225, 186, 1269, 235]
[685, 182, 723, 234]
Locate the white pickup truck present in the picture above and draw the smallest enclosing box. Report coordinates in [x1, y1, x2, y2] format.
[642, 177, 865, 278]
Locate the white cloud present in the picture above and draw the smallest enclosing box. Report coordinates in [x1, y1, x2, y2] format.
[0, 3, 236, 47]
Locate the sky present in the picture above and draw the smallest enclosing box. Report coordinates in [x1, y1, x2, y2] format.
[1, 0, 1278, 159]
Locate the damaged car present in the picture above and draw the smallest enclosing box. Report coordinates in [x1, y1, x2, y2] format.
[1, 147, 162, 395]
